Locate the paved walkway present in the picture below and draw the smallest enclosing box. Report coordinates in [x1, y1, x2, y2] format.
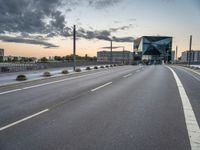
[0, 65, 104, 86]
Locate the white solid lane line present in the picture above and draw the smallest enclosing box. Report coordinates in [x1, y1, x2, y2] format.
[136, 70, 140, 73]
[91, 82, 112, 92]
[167, 66, 200, 150]
[0, 89, 22, 95]
[0, 109, 49, 131]
[123, 73, 132, 78]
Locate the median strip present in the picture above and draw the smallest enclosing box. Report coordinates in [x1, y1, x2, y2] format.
[167, 66, 200, 150]
[91, 82, 112, 92]
[0, 109, 49, 131]
[178, 67, 200, 81]
[0, 71, 111, 95]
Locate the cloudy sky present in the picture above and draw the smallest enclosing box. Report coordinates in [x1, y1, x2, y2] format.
[0, 0, 200, 58]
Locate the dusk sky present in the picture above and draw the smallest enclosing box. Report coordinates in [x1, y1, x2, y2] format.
[0, 0, 200, 58]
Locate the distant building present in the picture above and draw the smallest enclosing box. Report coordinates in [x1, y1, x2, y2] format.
[134, 36, 173, 64]
[49, 56, 55, 61]
[171, 51, 175, 63]
[97, 50, 133, 64]
[0, 49, 4, 56]
[181, 50, 200, 63]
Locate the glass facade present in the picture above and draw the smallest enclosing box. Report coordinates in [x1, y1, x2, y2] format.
[134, 36, 172, 63]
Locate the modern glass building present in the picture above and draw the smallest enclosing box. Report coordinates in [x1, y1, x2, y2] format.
[134, 36, 172, 64]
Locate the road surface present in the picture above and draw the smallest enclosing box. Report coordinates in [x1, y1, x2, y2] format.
[0, 65, 199, 150]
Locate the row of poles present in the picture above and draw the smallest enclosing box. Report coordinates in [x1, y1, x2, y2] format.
[72, 25, 125, 71]
[73, 25, 194, 69]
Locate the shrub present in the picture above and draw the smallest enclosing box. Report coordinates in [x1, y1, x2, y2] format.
[113, 64, 117, 67]
[94, 66, 98, 69]
[106, 65, 109, 68]
[75, 68, 81, 72]
[16, 74, 27, 81]
[110, 65, 113, 67]
[100, 66, 105, 68]
[86, 67, 91, 70]
[61, 70, 69, 74]
[43, 71, 51, 77]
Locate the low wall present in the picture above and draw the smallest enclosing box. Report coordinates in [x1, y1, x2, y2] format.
[0, 61, 110, 73]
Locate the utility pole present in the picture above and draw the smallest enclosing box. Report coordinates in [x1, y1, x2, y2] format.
[176, 46, 178, 63]
[73, 25, 76, 71]
[188, 35, 192, 66]
[133, 41, 135, 64]
[110, 40, 113, 65]
[123, 47, 125, 65]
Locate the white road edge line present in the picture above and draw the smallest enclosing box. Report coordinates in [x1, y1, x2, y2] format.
[0, 109, 49, 131]
[167, 66, 200, 150]
[91, 82, 112, 92]
[123, 73, 132, 78]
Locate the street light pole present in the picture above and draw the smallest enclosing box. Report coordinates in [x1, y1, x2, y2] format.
[73, 25, 76, 71]
[123, 46, 125, 65]
[110, 40, 113, 65]
[188, 35, 192, 66]
[176, 46, 178, 63]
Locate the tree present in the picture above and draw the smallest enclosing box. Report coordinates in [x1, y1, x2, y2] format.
[41, 57, 48, 62]
[0, 56, 3, 62]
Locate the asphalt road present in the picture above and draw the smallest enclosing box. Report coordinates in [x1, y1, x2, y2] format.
[0, 65, 199, 150]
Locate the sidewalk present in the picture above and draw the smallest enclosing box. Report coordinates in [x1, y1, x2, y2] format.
[0, 65, 105, 86]
[191, 65, 200, 69]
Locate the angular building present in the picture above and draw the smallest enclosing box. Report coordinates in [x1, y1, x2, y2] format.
[134, 36, 173, 64]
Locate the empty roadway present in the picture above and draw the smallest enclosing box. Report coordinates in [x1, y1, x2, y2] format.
[0, 65, 199, 150]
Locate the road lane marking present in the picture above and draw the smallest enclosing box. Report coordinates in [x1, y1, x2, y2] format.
[136, 70, 140, 73]
[0, 109, 49, 131]
[123, 73, 132, 78]
[91, 82, 112, 92]
[167, 66, 200, 150]
[0, 89, 22, 95]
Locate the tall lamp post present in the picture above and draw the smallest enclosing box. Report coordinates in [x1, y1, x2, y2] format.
[176, 46, 178, 63]
[100, 44, 125, 65]
[73, 25, 76, 71]
[110, 40, 113, 65]
[188, 35, 192, 66]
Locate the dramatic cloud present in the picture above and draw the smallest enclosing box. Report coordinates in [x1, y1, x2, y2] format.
[100, 46, 123, 49]
[0, 0, 132, 47]
[88, 0, 120, 9]
[109, 24, 133, 32]
[112, 36, 134, 43]
[78, 27, 134, 43]
[0, 0, 69, 34]
[0, 35, 58, 48]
